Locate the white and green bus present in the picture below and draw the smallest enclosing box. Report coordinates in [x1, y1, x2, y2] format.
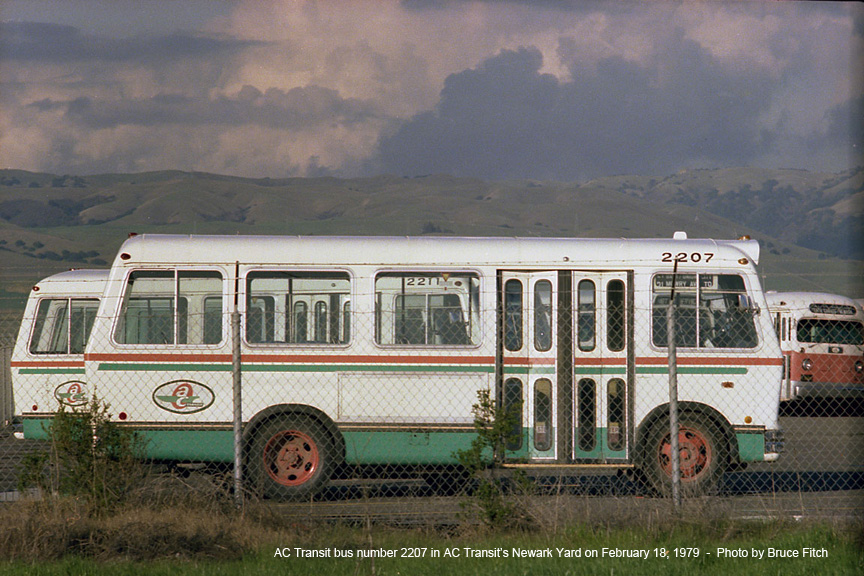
[13, 233, 784, 498]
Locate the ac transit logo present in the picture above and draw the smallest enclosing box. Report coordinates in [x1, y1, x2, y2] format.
[54, 381, 88, 407]
[153, 380, 214, 414]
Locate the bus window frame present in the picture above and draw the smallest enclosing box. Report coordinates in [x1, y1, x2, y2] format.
[649, 271, 761, 351]
[111, 267, 228, 349]
[372, 268, 484, 349]
[28, 297, 100, 356]
[242, 267, 354, 348]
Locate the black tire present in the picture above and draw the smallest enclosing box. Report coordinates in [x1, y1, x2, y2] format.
[248, 414, 334, 501]
[638, 414, 728, 497]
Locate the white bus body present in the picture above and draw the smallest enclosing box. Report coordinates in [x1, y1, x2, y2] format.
[11, 269, 108, 415]
[766, 291, 864, 401]
[13, 234, 784, 498]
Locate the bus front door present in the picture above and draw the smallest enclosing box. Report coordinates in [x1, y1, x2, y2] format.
[500, 272, 558, 460]
[572, 272, 632, 462]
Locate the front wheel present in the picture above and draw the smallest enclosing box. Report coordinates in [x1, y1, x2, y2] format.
[249, 415, 334, 501]
[639, 415, 728, 497]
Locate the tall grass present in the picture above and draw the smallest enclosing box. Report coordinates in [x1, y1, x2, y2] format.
[0, 512, 859, 575]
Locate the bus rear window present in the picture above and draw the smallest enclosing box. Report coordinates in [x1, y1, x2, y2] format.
[797, 319, 864, 346]
[30, 298, 99, 354]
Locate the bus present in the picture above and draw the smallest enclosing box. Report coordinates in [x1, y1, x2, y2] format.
[13, 233, 784, 498]
[766, 291, 864, 402]
[11, 269, 107, 414]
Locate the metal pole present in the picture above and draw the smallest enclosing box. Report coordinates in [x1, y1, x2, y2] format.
[667, 262, 681, 508]
[232, 263, 243, 508]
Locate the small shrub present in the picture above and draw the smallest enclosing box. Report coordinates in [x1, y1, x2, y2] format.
[456, 389, 533, 530]
[18, 395, 147, 511]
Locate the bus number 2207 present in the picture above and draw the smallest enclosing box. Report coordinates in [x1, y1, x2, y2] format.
[661, 252, 714, 263]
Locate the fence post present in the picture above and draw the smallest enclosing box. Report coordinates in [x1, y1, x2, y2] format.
[232, 263, 243, 508]
[667, 265, 682, 509]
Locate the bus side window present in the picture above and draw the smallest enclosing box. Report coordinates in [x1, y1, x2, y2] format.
[577, 280, 595, 351]
[70, 299, 99, 353]
[534, 280, 552, 352]
[115, 270, 223, 346]
[504, 279, 523, 351]
[179, 271, 223, 345]
[31, 298, 98, 354]
[606, 279, 625, 352]
[375, 272, 480, 347]
[247, 271, 350, 345]
[30, 299, 68, 354]
[29, 299, 98, 354]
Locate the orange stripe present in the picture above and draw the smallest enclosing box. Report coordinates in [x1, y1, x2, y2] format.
[243, 354, 495, 365]
[12, 360, 85, 368]
[87, 353, 232, 363]
[88, 352, 495, 365]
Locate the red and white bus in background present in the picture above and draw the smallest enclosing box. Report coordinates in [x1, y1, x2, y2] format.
[766, 291, 864, 402]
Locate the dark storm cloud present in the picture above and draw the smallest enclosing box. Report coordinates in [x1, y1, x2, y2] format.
[48, 85, 380, 130]
[816, 95, 864, 162]
[374, 37, 781, 180]
[0, 21, 261, 64]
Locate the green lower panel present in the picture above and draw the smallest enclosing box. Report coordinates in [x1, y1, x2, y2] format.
[343, 430, 477, 465]
[22, 418, 235, 462]
[736, 432, 765, 462]
[573, 427, 628, 460]
[140, 429, 234, 461]
[22, 418, 51, 440]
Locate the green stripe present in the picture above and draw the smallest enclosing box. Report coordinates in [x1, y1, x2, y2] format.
[501, 366, 556, 375]
[639, 366, 748, 375]
[19, 368, 86, 375]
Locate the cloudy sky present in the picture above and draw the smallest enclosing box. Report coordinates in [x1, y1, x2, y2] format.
[1, 0, 862, 181]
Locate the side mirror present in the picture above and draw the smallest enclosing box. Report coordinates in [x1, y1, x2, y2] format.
[738, 294, 761, 315]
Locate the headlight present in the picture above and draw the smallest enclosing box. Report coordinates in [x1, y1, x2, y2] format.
[801, 358, 813, 371]
[855, 360, 864, 374]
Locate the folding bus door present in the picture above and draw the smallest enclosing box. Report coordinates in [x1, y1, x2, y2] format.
[500, 272, 558, 460]
[572, 272, 632, 462]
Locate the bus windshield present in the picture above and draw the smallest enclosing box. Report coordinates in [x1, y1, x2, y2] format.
[797, 318, 864, 346]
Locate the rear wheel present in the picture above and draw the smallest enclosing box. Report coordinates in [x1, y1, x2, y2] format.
[249, 415, 333, 501]
[640, 415, 727, 496]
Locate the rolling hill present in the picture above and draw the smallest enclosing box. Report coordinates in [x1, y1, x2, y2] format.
[0, 167, 861, 302]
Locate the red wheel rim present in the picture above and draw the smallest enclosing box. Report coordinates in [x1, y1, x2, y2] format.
[657, 426, 712, 481]
[263, 430, 320, 486]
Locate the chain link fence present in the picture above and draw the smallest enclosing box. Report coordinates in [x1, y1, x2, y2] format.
[1, 251, 862, 522]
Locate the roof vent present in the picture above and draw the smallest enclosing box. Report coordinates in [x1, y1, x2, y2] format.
[673, 231, 687, 240]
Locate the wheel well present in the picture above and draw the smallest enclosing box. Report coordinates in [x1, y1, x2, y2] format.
[243, 404, 346, 465]
[635, 402, 738, 466]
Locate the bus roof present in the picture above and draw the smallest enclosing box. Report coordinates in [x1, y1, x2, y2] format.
[766, 291, 864, 318]
[32, 269, 109, 296]
[113, 234, 761, 269]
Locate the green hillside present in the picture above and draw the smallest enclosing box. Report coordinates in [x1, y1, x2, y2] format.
[0, 168, 861, 302]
